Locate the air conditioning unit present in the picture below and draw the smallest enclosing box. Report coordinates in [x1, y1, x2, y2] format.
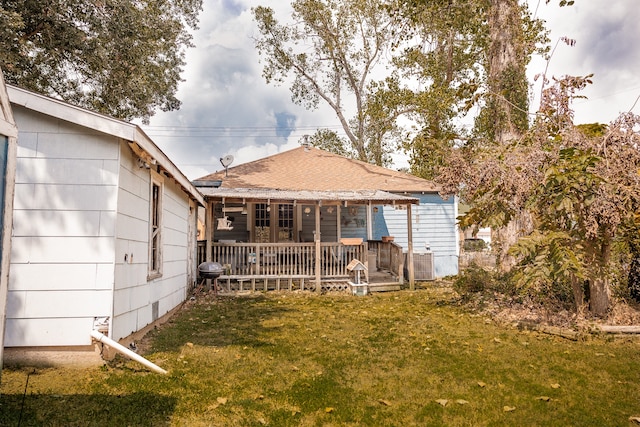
[404, 252, 434, 281]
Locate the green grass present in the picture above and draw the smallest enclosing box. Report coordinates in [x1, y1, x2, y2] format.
[1, 287, 640, 426]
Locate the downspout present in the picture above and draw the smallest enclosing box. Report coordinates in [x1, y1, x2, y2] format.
[90, 330, 168, 374]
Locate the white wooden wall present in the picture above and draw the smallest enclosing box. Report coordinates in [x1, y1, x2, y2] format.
[111, 141, 191, 342]
[6, 106, 117, 346]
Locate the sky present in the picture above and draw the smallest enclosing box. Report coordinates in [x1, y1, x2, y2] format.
[139, 0, 640, 181]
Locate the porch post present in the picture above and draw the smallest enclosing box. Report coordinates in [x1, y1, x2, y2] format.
[315, 203, 321, 293]
[203, 199, 214, 291]
[407, 203, 415, 290]
[366, 201, 373, 240]
[205, 200, 213, 262]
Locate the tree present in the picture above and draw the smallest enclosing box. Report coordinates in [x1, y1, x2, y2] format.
[301, 129, 351, 158]
[398, 0, 544, 269]
[476, 0, 545, 269]
[388, 0, 487, 179]
[476, 0, 533, 143]
[0, 0, 202, 122]
[511, 111, 640, 316]
[442, 73, 640, 316]
[252, 0, 511, 169]
[252, 0, 400, 166]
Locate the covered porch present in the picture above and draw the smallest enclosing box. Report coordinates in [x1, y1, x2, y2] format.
[196, 239, 405, 292]
[195, 187, 418, 293]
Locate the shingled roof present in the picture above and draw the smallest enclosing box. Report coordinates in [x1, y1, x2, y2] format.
[196, 146, 440, 193]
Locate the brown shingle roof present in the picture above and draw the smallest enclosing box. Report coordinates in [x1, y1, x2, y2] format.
[196, 146, 439, 193]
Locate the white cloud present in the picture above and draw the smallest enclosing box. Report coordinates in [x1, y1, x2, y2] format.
[142, 0, 338, 179]
[528, 1, 640, 124]
[145, 1, 639, 180]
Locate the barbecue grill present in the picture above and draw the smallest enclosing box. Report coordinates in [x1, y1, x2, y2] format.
[198, 262, 224, 295]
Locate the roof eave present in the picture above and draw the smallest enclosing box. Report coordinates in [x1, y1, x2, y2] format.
[197, 187, 419, 205]
[7, 84, 204, 206]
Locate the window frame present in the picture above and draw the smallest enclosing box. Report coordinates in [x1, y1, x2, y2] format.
[277, 203, 294, 242]
[148, 170, 164, 280]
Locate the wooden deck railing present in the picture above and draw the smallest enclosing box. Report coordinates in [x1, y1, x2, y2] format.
[368, 241, 404, 281]
[195, 240, 402, 290]
[197, 241, 368, 276]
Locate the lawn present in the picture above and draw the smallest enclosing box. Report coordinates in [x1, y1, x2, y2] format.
[1, 286, 639, 426]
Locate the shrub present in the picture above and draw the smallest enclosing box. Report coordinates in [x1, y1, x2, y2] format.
[453, 263, 494, 296]
[463, 238, 487, 252]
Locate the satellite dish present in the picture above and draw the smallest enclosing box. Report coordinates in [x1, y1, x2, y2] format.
[220, 155, 234, 168]
[220, 155, 234, 177]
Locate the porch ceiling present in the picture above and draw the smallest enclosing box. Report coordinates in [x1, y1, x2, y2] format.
[197, 187, 418, 205]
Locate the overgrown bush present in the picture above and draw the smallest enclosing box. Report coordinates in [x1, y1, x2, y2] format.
[456, 237, 638, 315]
[463, 238, 487, 252]
[453, 263, 495, 298]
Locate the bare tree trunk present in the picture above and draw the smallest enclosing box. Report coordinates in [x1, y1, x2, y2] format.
[487, 0, 528, 144]
[628, 241, 640, 302]
[492, 210, 533, 272]
[492, 221, 518, 272]
[587, 242, 611, 316]
[487, 0, 530, 269]
[570, 274, 586, 315]
[589, 277, 610, 317]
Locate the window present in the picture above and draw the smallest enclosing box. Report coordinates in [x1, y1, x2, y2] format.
[149, 172, 163, 278]
[254, 203, 270, 243]
[252, 203, 295, 242]
[277, 204, 294, 241]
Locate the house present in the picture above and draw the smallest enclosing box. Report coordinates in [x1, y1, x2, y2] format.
[0, 70, 18, 374]
[3, 85, 204, 365]
[194, 146, 458, 292]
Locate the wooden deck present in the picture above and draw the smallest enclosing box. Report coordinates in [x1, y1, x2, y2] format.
[197, 240, 404, 293]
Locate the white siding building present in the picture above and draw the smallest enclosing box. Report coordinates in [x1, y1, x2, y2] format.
[3, 86, 203, 361]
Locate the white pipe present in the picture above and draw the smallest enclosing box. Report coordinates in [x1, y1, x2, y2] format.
[90, 330, 168, 374]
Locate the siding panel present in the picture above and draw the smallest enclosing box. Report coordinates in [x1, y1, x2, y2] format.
[12, 210, 103, 237]
[5, 318, 96, 347]
[16, 158, 118, 185]
[9, 263, 113, 291]
[10, 236, 115, 264]
[7, 289, 111, 318]
[13, 183, 117, 211]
